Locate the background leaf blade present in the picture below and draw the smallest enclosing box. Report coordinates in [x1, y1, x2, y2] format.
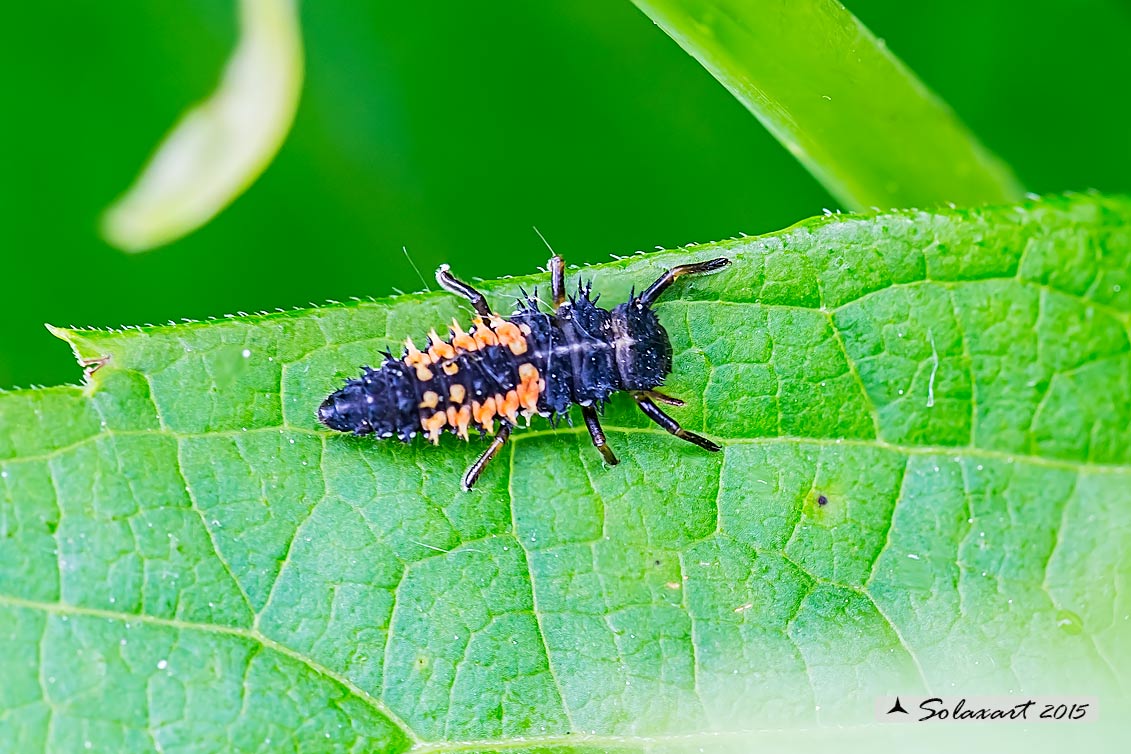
[630, 0, 1025, 208]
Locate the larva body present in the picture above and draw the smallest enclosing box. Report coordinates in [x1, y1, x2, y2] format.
[317, 254, 729, 489]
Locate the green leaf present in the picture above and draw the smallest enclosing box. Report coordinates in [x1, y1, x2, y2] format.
[2, 194, 1129, 752]
[630, 0, 1024, 209]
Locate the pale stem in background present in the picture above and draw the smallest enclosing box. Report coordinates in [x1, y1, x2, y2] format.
[102, 0, 304, 252]
[631, 0, 1025, 209]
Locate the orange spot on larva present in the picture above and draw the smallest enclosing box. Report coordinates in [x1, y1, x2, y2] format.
[499, 390, 520, 423]
[419, 391, 439, 409]
[495, 321, 527, 355]
[473, 397, 497, 435]
[446, 405, 471, 440]
[404, 337, 431, 367]
[427, 329, 456, 361]
[422, 411, 446, 443]
[449, 384, 466, 403]
[451, 319, 478, 352]
[472, 318, 499, 348]
[516, 363, 543, 412]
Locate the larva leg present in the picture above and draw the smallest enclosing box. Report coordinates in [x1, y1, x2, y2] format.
[550, 255, 567, 309]
[640, 389, 684, 407]
[637, 257, 731, 307]
[436, 264, 492, 317]
[581, 405, 618, 466]
[461, 423, 513, 490]
[633, 395, 720, 452]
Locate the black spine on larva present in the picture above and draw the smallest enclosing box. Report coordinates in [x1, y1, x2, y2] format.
[509, 296, 570, 414]
[316, 360, 418, 440]
[610, 295, 672, 390]
[467, 342, 519, 397]
[558, 283, 622, 406]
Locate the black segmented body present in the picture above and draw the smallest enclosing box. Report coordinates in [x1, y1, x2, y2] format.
[316, 283, 672, 442]
[317, 253, 729, 489]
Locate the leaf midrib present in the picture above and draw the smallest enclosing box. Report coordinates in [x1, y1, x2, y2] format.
[5, 422, 1129, 475]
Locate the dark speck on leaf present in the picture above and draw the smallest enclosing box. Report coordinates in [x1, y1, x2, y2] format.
[817, 495, 828, 506]
[654, 560, 661, 566]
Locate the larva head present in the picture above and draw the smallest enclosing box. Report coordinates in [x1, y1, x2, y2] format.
[610, 299, 672, 390]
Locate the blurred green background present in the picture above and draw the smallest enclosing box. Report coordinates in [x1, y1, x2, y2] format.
[2, 0, 1129, 389]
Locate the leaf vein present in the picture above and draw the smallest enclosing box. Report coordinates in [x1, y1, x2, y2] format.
[0, 593, 422, 745]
